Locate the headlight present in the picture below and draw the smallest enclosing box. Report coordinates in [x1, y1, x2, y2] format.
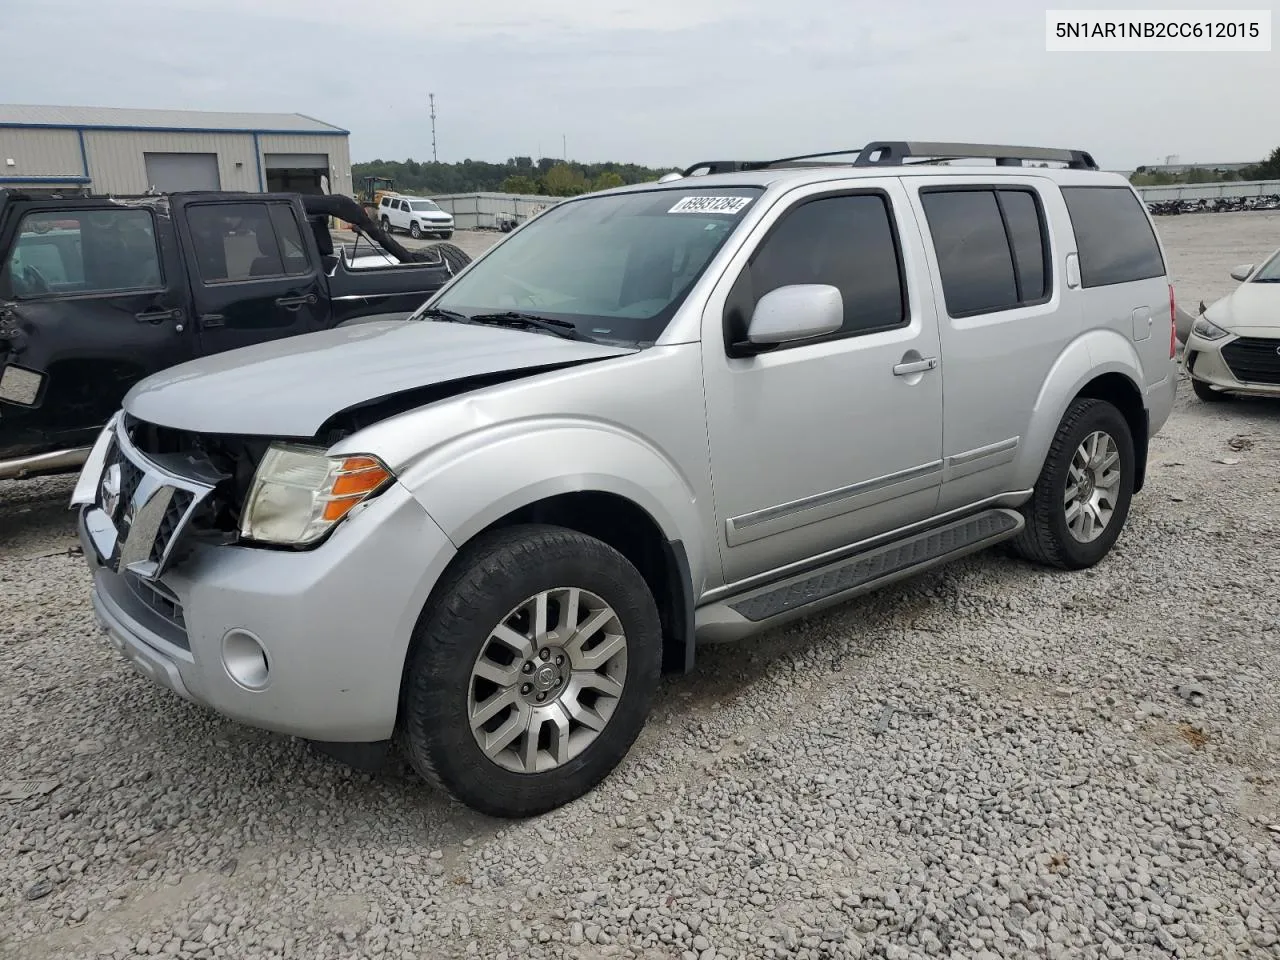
[240, 443, 392, 546]
[1191, 316, 1230, 341]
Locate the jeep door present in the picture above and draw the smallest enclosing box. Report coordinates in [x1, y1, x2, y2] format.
[0, 200, 193, 457]
[699, 179, 945, 584]
[176, 198, 331, 356]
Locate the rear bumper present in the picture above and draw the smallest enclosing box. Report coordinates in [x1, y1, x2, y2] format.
[79, 479, 458, 742]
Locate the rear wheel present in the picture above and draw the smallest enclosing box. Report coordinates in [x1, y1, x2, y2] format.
[399, 524, 662, 818]
[410, 221, 422, 239]
[1191, 377, 1230, 402]
[380, 216, 393, 236]
[1009, 398, 1135, 570]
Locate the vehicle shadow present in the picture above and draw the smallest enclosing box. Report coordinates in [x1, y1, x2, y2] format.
[0, 474, 79, 557]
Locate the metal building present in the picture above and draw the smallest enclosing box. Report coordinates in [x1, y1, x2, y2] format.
[0, 104, 352, 196]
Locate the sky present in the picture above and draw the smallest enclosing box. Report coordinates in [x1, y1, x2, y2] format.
[3, 0, 1276, 170]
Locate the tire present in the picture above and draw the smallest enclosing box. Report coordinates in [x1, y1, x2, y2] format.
[1009, 398, 1135, 571]
[410, 221, 422, 239]
[1191, 377, 1230, 402]
[440, 231, 453, 240]
[381, 216, 393, 235]
[399, 524, 662, 818]
[429, 241, 472, 275]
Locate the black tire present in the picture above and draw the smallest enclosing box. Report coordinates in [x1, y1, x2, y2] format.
[410, 221, 422, 239]
[429, 241, 471, 275]
[1009, 398, 1135, 571]
[1191, 377, 1230, 402]
[441, 231, 454, 240]
[399, 524, 662, 818]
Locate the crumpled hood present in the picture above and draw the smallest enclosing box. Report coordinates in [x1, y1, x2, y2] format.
[1206, 283, 1280, 334]
[123, 320, 635, 436]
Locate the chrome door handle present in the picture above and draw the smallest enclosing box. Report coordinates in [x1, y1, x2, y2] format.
[893, 357, 938, 376]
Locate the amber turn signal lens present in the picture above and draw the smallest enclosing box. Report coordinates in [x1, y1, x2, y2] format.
[331, 460, 390, 497]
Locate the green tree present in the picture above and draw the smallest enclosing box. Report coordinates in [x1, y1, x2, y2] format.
[501, 175, 540, 195]
[591, 171, 625, 191]
[1243, 146, 1280, 181]
[543, 163, 588, 196]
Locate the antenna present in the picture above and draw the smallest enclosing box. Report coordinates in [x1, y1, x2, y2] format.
[429, 93, 438, 163]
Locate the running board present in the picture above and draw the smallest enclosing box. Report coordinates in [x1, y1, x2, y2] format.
[695, 508, 1023, 643]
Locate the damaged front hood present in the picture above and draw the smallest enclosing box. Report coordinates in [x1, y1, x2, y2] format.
[123, 320, 636, 436]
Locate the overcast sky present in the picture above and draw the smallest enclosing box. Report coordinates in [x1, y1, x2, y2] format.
[5, 0, 1277, 170]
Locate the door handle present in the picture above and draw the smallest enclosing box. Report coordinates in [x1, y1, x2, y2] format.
[893, 357, 938, 376]
[134, 307, 183, 325]
[276, 294, 318, 310]
[199, 313, 226, 328]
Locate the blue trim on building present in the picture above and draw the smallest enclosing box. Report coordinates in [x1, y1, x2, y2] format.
[0, 122, 350, 136]
[76, 129, 90, 178]
[252, 132, 265, 191]
[0, 175, 92, 184]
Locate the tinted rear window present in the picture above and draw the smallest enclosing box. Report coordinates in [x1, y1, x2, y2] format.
[1061, 186, 1165, 287]
[920, 190, 1017, 316]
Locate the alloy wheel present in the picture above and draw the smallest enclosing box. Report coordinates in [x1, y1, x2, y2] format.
[1064, 430, 1121, 543]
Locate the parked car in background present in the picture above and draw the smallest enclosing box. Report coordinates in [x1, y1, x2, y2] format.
[0, 189, 468, 483]
[1182, 249, 1280, 401]
[378, 194, 455, 239]
[72, 141, 1176, 818]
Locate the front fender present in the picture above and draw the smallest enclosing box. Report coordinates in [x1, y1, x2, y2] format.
[387, 416, 709, 590]
[1012, 330, 1145, 490]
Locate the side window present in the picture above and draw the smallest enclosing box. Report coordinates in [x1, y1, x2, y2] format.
[380, 197, 390, 208]
[4, 209, 161, 298]
[267, 205, 311, 276]
[1061, 185, 1165, 287]
[726, 193, 906, 346]
[920, 187, 1050, 317]
[186, 203, 285, 282]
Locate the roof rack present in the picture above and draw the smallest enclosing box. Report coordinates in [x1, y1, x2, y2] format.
[677, 140, 1098, 178]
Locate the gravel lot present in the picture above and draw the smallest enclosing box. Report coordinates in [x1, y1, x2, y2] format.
[3, 214, 1280, 960]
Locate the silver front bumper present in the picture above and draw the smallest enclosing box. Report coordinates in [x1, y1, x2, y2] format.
[75, 419, 460, 742]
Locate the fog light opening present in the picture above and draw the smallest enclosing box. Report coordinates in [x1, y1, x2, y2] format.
[222, 629, 270, 690]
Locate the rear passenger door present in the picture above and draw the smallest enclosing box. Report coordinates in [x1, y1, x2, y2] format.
[907, 178, 1072, 512]
[701, 179, 945, 584]
[1059, 184, 1170, 386]
[177, 199, 330, 357]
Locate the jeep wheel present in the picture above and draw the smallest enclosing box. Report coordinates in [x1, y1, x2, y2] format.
[399, 524, 662, 818]
[410, 221, 422, 239]
[380, 216, 393, 235]
[1191, 377, 1229, 402]
[1009, 398, 1135, 570]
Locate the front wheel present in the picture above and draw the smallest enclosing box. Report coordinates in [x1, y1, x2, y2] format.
[399, 524, 662, 818]
[1009, 398, 1135, 570]
[410, 221, 422, 239]
[1191, 377, 1230, 402]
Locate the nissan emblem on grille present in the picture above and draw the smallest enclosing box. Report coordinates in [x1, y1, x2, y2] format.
[99, 463, 122, 521]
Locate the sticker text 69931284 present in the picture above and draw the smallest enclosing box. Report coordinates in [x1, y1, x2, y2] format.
[668, 195, 753, 215]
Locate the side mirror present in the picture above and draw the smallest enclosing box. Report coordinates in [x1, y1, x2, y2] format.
[1230, 263, 1254, 282]
[739, 284, 843, 353]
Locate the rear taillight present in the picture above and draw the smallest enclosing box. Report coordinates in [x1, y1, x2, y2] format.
[1169, 284, 1177, 358]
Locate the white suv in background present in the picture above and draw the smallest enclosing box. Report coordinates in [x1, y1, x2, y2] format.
[378, 194, 454, 240]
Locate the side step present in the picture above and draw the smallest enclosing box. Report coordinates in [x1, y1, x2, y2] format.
[695, 508, 1023, 643]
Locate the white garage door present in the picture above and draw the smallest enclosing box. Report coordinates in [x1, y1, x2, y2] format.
[143, 153, 221, 192]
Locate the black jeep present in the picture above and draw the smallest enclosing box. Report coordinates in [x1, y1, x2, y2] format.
[0, 190, 469, 482]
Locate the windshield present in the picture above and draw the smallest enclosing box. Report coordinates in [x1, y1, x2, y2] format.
[1253, 249, 1280, 282]
[410, 200, 440, 212]
[428, 187, 762, 342]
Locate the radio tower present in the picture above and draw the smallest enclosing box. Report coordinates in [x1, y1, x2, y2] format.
[429, 94, 438, 163]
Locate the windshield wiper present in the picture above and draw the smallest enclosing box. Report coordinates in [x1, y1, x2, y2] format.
[466, 311, 594, 342]
[415, 307, 470, 322]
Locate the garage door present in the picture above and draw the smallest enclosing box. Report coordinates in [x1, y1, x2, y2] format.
[263, 153, 328, 170]
[143, 153, 221, 192]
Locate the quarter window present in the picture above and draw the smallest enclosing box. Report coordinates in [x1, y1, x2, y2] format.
[4, 209, 162, 298]
[726, 193, 907, 347]
[1061, 185, 1165, 288]
[187, 202, 310, 283]
[920, 187, 1052, 317]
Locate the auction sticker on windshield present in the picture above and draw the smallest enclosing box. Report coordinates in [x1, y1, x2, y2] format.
[668, 196, 753, 214]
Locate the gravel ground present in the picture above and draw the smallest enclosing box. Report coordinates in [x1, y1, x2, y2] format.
[3, 213, 1280, 960]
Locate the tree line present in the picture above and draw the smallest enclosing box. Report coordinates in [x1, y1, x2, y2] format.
[1129, 146, 1280, 186]
[350, 157, 674, 198]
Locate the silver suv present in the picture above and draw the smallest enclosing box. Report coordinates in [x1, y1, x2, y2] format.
[72, 142, 1178, 818]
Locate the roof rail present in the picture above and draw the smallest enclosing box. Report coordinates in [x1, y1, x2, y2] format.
[852, 141, 1098, 170]
[680, 160, 770, 177]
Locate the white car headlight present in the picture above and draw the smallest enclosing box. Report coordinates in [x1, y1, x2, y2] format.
[1191, 316, 1230, 341]
[240, 443, 393, 546]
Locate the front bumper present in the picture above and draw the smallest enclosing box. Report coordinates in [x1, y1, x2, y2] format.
[79, 458, 457, 743]
[1183, 331, 1280, 397]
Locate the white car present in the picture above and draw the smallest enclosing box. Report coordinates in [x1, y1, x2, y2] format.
[1183, 249, 1280, 401]
[378, 194, 454, 240]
